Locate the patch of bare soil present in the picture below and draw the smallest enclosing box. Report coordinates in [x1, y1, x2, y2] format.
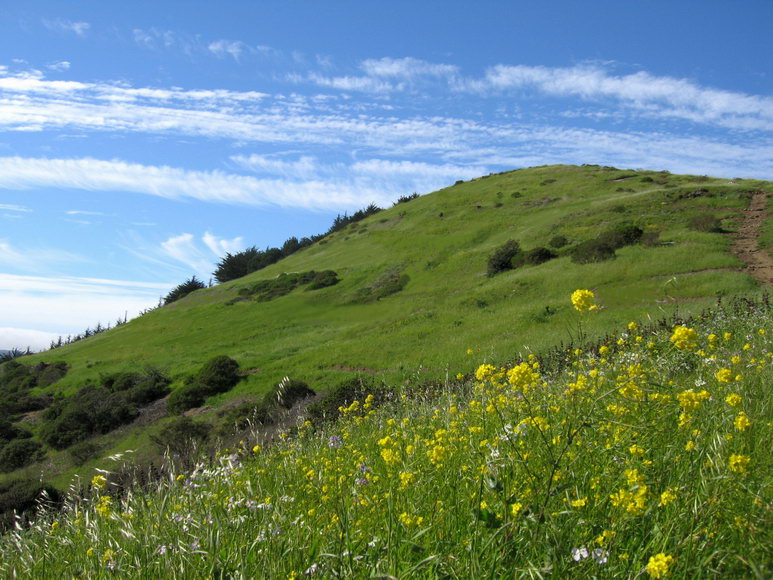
[327, 365, 379, 374]
[732, 191, 773, 286]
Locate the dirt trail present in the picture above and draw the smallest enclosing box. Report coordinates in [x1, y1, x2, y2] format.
[732, 191, 773, 286]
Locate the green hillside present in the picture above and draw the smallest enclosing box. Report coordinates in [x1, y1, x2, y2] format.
[1, 164, 770, 491]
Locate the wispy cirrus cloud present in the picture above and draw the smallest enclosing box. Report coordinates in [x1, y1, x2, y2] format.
[0, 239, 86, 273]
[464, 64, 773, 131]
[42, 18, 90, 37]
[0, 156, 398, 209]
[160, 232, 243, 276]
[0, 203, 31, 212]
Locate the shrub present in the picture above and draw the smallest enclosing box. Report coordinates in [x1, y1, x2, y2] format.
[197, 355, 241, 394]
[487, 240, 522, 276]
[38, 387, 139, 449]
[306, 270, 340, 290]
[597, 224, 644, 249]
[0, 478, 61, 531]
[523, 247, 557, 266]
[67, 441, 101, 466]
[549, 235, 569, 249]
[307, 377, 388, 421]
[163, 276, 206, 305]
[168, 356, 241, 415]
[267, 377, 316, 409]
[689, 214, 724, 233]
[570, 239, 616, 264]
[152, 416, 211, 455]
[0, 439, 44, 472]
[167, 383, 209, 415]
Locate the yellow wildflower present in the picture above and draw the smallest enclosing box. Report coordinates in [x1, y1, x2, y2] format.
[670, 326, 698, 350]
[728, 454, 750, 474]
[571, 289, 597, 312]
[734, 412, 751, 431]
[646, 553, 675, 578]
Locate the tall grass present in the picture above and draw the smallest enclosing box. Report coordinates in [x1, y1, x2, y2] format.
[2, 296, 770, 579]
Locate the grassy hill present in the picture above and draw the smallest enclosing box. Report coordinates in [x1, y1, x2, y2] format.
[1, 164, 770, 491]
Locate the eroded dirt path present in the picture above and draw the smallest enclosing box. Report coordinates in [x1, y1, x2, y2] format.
[732, 191, 773, 286]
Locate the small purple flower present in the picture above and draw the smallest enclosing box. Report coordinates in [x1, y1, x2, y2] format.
[328, 435, 343, 448]
[355, 477, 369, 486]
[571, 546, 589, 561]
[592, 548, 609, 564]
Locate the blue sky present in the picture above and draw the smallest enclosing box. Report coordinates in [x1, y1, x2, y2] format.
[1, 0, 772, 350]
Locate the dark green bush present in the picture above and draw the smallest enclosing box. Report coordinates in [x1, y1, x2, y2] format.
[307, 377, 388, 422]
[268, 377, 316, 409]
[689, 214, 724, 233]
[0, 439, 44, 472]
[523, 247, 557, 266]
[306, 270, 340, 290]
[487, 240, 522, 276]
[0, 478, 62, 531]
[39, 387, 139, 449]
[168, 356, 241, 415]
[68, 441, 101, 466]
[167, 383, 209, 415]
[549, 235, 569, 249]
[197, 355, 241, 394]
[570, 239, 616, 264]
[152, 416, 211, 455]
[597, 224, 644, 249]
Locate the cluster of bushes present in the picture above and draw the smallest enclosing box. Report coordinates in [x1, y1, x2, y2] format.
[487, 241, 557, 276]
[234, 270, 339, 303]
[307, 376, 389, 421]
[167, 356, 242, 415]
[38, 368, 170, 450]
[219, 377, 316, 434]
[163, 276, 207, 305]
[0, 478, 61, 531]
[569, 224, 644, 264]
[0, 361, 64, 418]
[212, 203, 382, 285]
[352, 267, 410, 302]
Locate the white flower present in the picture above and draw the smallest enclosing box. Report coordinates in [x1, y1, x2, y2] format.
[592, 548, 609, 564]
[572, 546, 589, 561]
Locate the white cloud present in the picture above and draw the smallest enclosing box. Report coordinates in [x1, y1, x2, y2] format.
[202, 232, 244, 257]
[467, 64, 773, 131]
[159, 232, 244, 278]
[0, 273, 169, 349]
[43, 18, 90, 36]
[65, 209, 104, 216]
[0, 238, 86, 273]
[231, 154, 321, 179]
[361, 57, 458, 79]
[0, 203, 31, 212]
[0, 328, 59, 352]
[47, 61, 71, 72]
[0, 156, 401, 208]
[208, 39, 247, 60]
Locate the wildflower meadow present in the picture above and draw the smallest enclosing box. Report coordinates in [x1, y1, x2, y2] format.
[1, 293, 771, 578]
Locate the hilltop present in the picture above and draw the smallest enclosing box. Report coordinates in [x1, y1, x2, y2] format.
[0, 163, 770, 504]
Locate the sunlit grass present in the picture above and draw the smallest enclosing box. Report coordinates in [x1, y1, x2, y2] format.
[2, 294, 770, 578]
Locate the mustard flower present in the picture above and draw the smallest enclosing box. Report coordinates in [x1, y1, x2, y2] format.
[571, 289, 597, 312]
[728, 454, 751, 474]
[646, 553, 675, 578]
[715, 368, 733, 383]
[670, 326, 698, 350]
[734, 412, 751, 431]
[725, 393, 742, 407]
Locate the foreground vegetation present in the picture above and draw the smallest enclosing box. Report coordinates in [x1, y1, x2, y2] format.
[2, 294, 770, 578]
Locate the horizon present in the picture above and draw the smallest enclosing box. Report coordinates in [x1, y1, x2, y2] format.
[1, 0, 772, 350]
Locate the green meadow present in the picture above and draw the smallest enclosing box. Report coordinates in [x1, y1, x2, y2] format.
[0, 164, 771, 577]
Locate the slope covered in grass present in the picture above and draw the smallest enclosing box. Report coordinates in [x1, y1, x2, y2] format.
[1, 164, 770, 492]
[2, 295, 770, 578]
